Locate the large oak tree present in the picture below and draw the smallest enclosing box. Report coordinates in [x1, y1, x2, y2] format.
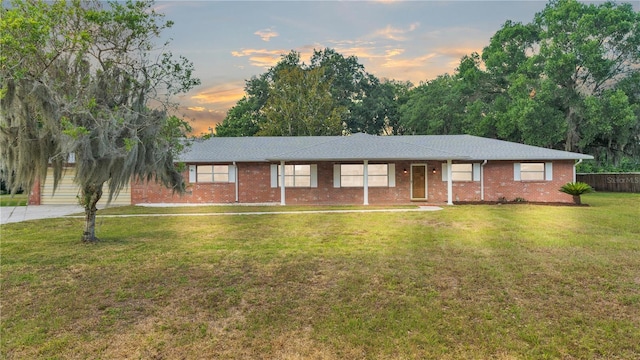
[0, 0, 200, 241]
[399, 0, 639, 169]
[215, 49, 406, 137]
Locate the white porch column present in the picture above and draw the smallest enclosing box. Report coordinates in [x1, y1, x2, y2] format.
[363, 160, 369, 205]
[447, 159, 453, 205]
[280, 161, 286, 205]
[234, 161, 239, 203]
[480, 160, 487, 201]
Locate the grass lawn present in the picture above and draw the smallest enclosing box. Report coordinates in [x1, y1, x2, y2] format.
[0, 193, 28, 206]
[1, 193, 639, 359]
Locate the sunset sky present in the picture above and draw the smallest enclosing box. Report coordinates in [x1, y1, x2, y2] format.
[153, 1, 605, 135]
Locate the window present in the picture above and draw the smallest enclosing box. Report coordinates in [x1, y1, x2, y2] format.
[337, 164, 390, 187]
[270, 164, 317, 188]
[442, 163, 480, 182]
[451, 164, 473, 181]
[340, 164, 364, 187]
[196, 165, 230, 183]
[278, 165, 311, 187]
[520, 163, 545, 181]
[368, 164, 389, 187]
[514, 162, 552, 181]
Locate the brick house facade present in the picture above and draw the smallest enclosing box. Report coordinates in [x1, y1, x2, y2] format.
[31, 134, 592, 206]
[131, 159, 578, 205]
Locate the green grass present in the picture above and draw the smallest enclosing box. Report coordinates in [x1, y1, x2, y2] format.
[1, 193, 639, 359]
[0, 193, 28, 206]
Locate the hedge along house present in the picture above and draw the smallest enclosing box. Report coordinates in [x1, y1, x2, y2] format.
[130, 133, 594, 206]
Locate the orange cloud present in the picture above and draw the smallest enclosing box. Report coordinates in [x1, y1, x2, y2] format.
[190, 83, 246, 107]
[255, 28, 279, 42]
[180, 83, 248, 135]
[231, 48, 288, 68]
[180, 107, 226, 136]
[385, 48, 405, 57]
[434, 46, 482, 60]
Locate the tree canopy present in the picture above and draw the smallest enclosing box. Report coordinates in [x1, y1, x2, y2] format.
[215, 1, 638, 170]
[215, 49, 410, 137]
[0, 0, 200, 241]
[399, 0, 640, 169]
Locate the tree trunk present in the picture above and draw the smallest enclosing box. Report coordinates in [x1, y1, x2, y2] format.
[573, 195, 581, 205]
[81, 183, 103, 242]
[565, 106, 579, 152]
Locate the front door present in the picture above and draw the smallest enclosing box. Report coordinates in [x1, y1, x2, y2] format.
[411, 164, 427, 200]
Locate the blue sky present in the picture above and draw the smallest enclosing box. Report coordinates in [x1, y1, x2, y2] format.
[152, 1, 597, 134]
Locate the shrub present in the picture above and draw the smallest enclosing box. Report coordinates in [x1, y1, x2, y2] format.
[560, 182, 594, 205]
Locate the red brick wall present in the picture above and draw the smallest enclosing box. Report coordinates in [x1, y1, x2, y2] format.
[424, 160, 574, 203]
[130, 160, 575, 205]
[482, 160, 574, 203]
[28, 178, 41, 205]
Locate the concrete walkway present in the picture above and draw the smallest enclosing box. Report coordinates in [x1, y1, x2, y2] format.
[1, 204, 442, 225]
[1, 205, 85, 225]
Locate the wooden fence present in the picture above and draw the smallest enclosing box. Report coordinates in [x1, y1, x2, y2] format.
[577, 173, 640, 193]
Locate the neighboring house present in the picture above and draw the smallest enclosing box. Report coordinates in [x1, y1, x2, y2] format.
[125, 133, 593, 205]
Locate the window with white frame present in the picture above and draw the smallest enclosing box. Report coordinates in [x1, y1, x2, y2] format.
[519, 163, 545, 181]
[442, 163, 480, 182]
[340, 164, 364, 187]
[337, 164, 390, 187]
[368, 164, 389, 187]
[278, 164, 311, 187]
[196, 165, 230, 183]
[270, 164, 317, 188]
[451, 164, 473, 181]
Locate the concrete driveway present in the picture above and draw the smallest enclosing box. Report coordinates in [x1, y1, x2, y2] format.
[1, 205, 85, 225]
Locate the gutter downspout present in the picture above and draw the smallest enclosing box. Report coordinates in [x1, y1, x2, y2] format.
[233, 161, 238, 203]
[574, 159, 582, 183]
[481, 160, 487, 201]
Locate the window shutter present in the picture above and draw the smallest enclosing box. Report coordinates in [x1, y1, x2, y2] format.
[514, 163, 521, 181]
[333, 164, 341, 188]
[388, 163, 396, 187]
[441, 163, 448, 181]
[189, 165, 196, 183]
[270, 164, 278, 188]
[310, 164, 318, 188]
[473, 163, 481, 182]
[228, 165, 236, 183]
[545, 162, 553, 181]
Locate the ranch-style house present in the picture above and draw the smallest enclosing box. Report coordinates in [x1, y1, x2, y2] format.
[29, 133, 594, 206]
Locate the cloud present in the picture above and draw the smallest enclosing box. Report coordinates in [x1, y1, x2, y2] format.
[371, 22, 420, 41]
[179, 107, 226, 136]
[385, 48, 405, 57]
[254, 28, 279, 42]
[177, 82, 248, 135]
[231, 48, 288, 68]
[434, 46, 482, 60]
[190, 82, 246, 107]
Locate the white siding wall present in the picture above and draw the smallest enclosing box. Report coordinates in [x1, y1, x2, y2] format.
[41, 168, 131, 205]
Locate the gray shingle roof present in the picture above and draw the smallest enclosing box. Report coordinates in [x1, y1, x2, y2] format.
[178, 134, 593, 163]
[398, 135, 594, 161]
